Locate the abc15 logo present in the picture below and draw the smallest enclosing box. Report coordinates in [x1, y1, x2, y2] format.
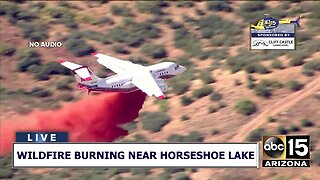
[263, 135, 310, 160]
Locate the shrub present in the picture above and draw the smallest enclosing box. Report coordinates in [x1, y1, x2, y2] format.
[247, 79, 255, 89]
[180, 96, 193, 106]
[0, 1, 19, 16]
[206, 1, 232, 12]
[302, 69, 314, 77]
[122, 121, 137, 132]
[192, 86, 213, 99]
[208, 106, 218, 113]
[180, 115, 190, 121]
[128, 56, 149, 65]
[58, 93, 74, 102]
[136, 1, 167, 15]
[172, 82, 190, 95]
[65, 33, 95, 57]
[218, 101, 227, 108]
[168, 20, 183, 29]
[57, 171, 71, 178]
[96, 16, 114, 26]
[19, 22, 48, 41]
[254, 82, 272, 98]
[34, 72, 49, 81]
[0, 44, 15, 56]
[300, 118, 313, 127]
[167, 132, 203, 142]
[27, 64, 41, 74]
[271, 59, 283, 69]
[289, 57, 305, 66]
[277, 126, 288, 135]
[112, 45, 130, 54]
[183, 131, 203, 142]
[182, 14, 197, 24]
[17, 49, 40, 72]
[174, 172, 191, 180]
[199, 71, 215, 84]
[287, 80, 304, 91]
[234, 99, 257, 115]
[237, 1, 267, 20]
[313, 150, 320, 166]
[158, 100, 169, 112]
[175, 56, 193, 69]
[289, 125, 300, 132]
[56, 80, 71, 90]
[165, 168, 185, 174]
[131, 22, 161, 39]
[133, 134, 149, 142]
[17, 58, 40, 72]
[195, 8, 205, 16]
[140, 112, 171, 132]
[121, 17, 136, 27]
[176, 1, 194, 8]
[210, 35, 225, 47]
[0, 155, 16, 179]
[211, 129, 220, 135]
[304, 59, 320, 71]
[130, 168, 150, 175]
[198, 15, 241, 39]
[40, 61, 71, 76]
[158, 172, 171, 180]
[245, 63, 270, 74]
[267, 116, 276, 123]
[81, 30, 105, 42]
[246, 128, 264, 141]
[141, 43, 167, 59]
[254, 79, 281, 98]
[49, 7, 78, 28]
[302, 60, 320, 76]
[210, 90, 223, 101]
[110, 5, 132, 16]
[167, 134, 184, 142]
[174, 27, 202, 56]
[234, 79, 242, 86]
[28, 87, 51, 98]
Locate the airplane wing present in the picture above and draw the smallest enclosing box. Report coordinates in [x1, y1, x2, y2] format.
[91, 52, 133, 74]
[131, 66, 166, 99]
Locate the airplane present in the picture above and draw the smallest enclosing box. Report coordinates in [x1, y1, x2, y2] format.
[57, 52, 186, 99]
[250, 15, 301, 30]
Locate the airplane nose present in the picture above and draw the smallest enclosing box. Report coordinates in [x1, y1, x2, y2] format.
[179, 66, 186, 73]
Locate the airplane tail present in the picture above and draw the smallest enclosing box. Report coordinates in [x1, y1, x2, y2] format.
[57, 60, 100, 86]
[291, 15, 301, 27]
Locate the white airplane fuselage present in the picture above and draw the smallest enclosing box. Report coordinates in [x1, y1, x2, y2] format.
[77, 62, 186, 93]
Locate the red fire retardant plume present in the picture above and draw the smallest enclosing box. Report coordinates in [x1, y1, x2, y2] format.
[0, 91, 146, 155]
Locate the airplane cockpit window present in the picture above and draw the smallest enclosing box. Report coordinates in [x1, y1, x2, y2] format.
[174, 64, 179, 70]
[252, 20, 260, 26]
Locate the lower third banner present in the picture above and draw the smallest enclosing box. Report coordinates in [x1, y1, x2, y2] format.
[13, 143, 259, 168]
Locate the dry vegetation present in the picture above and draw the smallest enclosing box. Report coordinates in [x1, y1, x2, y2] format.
[0, 1, 320, 179]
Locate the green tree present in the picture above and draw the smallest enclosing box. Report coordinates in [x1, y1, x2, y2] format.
[234, 98, 257, 115]
[180, 96, 193, 106]
[141, 43, 167, 59]
[140, 112, 171, 132]
[287, 80, 304, 91]
[192, 86, 213, 99]
[0, 44, 15, 56]
[246, 128, 264, 141]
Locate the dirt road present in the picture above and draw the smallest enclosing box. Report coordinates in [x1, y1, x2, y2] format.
[229, 76, 320, 142]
